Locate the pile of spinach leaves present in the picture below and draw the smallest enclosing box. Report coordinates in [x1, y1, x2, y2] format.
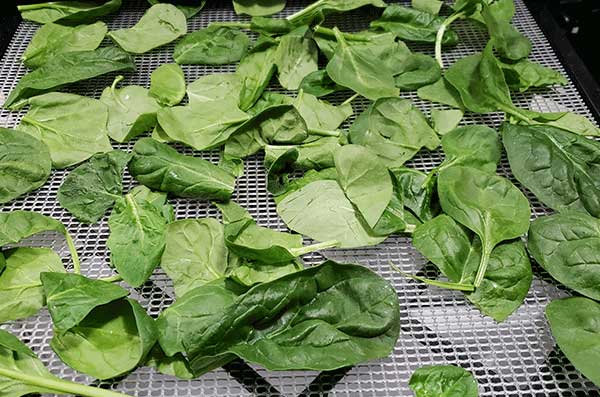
[1, 0, 599, 394]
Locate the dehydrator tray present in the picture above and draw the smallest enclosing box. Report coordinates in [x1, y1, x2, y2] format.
[0, 1, 599, 396]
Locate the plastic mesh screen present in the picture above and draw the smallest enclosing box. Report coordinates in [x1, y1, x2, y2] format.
[0, 1, 599, 396]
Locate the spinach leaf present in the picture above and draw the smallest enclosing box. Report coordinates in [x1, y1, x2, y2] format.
[129, 138, 236, 200]
[18, 0, 121, 24]
[51, 298, 157, 380]
[173, 25, 249, 65]
[246, 104, 309, 144]
[18, 92, 112, 169]
[21, 22, 107, 69]
[225, 218, 338, 264]
[41, 272, 129, 333]
[107, 193, 167, 287]
[417, 78, 464, 109]
[438, 125, 501, 174]
[149, 63, 186, 106]
[161, 218, 232, 297]
[58, 150, 131, 224]
[500, 59, 567, 92]
[370, 5, 459, 44]
[299, 69, 345, 97]
[286, 0, 387, 25]
[412, 0, 443, 15]
[0, 127, 51, 204]
[437, 166, 530, 288]
[233, 0, 287, 16]
[0, 211, 80, 269]
[4, 46, 135, 110]
[147, 0, 206, 18]
[237, 37, 278, 111]
[509, 108, 600, 137]
[502, 123, 600, 217]
[130, 185, 175, 223]
[264, 136, 341, 172]
[101, 76, 161, 143]
[214, 200, 252, 223]
[391, 167, 438, 223]
[295, 90, 352, 131]
[545, 297, 600, 388]
[481, 0, 531, 61]
[528, 212, 600, 301]
[277, 180, 386, 248]
[409, 364, 479, 397]
[430, 108, 463, 135]
[108, 4, 187, 54]
[335, 144, 393, 228]
[145, 345, 196, 380]
[394, 53, 441, 91]
[0, 248, 65, 324]
[326, 28, 399, 100]
[157, 261, 399, 373]
[349, 97, 440, 168]
[229, 259, 304, 287]
[413, 215, 532, 321]
[186, 73, 242, 106]
[157, 99, 250, 150]
[249, 16, 295, 35]
[274, 28, 318, 90]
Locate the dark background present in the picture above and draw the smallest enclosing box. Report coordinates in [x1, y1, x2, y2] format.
[1, 0, 599, 119]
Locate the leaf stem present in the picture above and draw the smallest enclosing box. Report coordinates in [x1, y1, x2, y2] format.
[404, 223, 417, 234]
[308, 128, 340, 137]
[473, 242, 492, 288]
[17, 2, 63, 11]
[290, 240, 339, 257]
[110, 75, 126, 109]
[64, 232, 80, 274]
[98, 274, 123, 283]
[390, 263, 475, 291]
[0, 368, 132, 397]
[435, 11, 465, 68]
[287, 0, 324, 22]
[209, 22, 251, 29]
[341, 92, 359, 106]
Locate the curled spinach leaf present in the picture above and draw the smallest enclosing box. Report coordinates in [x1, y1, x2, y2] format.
[173, 25, 249, 65]
[286, 0, 387, 26]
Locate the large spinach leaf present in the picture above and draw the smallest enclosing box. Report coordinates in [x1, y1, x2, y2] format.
[174, 25, 249, 65]
[157, 99, 250, 150]
[334, 144, 393, 228]
[21, 22, 107, 69]
[107, 193, 167, 287]
[18, 92, 112, 169]
[409, 364, 479, 397]
[349, 97, 440, 168]
[100, 76, 161, 143]
[18, 0, 121, 24]
[437, 166, 530, 288]
[157, 261, 399, 373]
[237, 37, 278, 111]
[41, 272, 129, 333]
[370, 4, 459, 44]
[233, 0, 287, 16]
[545, 297, 600, 388]
[502, 123, 600, 217]
[528, 212, 600, 301]
[286, 0, 387, 25]
[51, 298, 157, 380]
[0, 127, 51, 204]
[413, 215, 532, 321]
[0, 248, 65, 324]
[4, 46, 135, 109]
[161, 218, 233, 297]
[108, 4, 187, 54]
[274, 28, 318, 90]
[129, 138, 236, 200]
[58, 150, 131, 224]
[326, 28, 399, 100]
[277, 180, 386, 248]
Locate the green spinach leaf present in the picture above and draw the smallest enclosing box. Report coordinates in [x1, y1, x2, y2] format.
[187, 73, 243, 106]
[286, 0, 387, 25]
[149, 63, 186, 106]
[438, 125, 501, 174]
[417, 78, 464, 109]
[58, 150, 131, 224]
[295, 90, 352, 132]
[237, 37, 278, 111]
[391, 167, 438, 223]
[18, 0, 121, 24]
[173, 25, 249, 65]
[528, 212, 600, 301]
[0, 248, 65, 324]
[412, 0, 443, 15]
[502, 123, 600, 217]
[394, 53, 441, 91]
[264, 136, 341, 172]
[145, 345, 196, 380]
[481, 0, 531, 61]
[233, 0, 287, 16]
[409, 364, 479, 397]
[4, 46, 135, 109]
[129, 138, 236, 200]
[274, 28, 318, 90]
[0, 127, 51, 204]
[147, 0, 206, 18]
[130, 185, 175, 223]
[299, 69, 345, 97]
[21, 22, 107, 69]
[430, 108, 464, 135]
[545, 297, 600, 388]
[108, 4, 187, 54]
[500, 59, 567, 92]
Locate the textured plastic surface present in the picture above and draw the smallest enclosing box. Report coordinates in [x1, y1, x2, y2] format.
[0, 1, 599, 396]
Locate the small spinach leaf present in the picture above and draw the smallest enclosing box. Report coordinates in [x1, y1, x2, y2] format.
[409, 364, 479, 397]
[430, 108, 464, 135]
[417, 78, 464, 109]
[18, 0, 121, 24]
[299, 69, 345, 97]
[438, 125, 501, 174]
[147, 0, 206, 18]
[149, 63, 186, 106]
[233, 0, 287, 16]
[237, 37, 278, 111]
[500, 59, 567, 92]
[173, 25, 249, 65]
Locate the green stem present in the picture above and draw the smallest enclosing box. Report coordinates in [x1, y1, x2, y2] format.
[404, 224, 417, 234]
[498, 103, 536, 125]
[210, 22, 251, 29]
[17, 2, 63, 11]
[435, 11, 465, 68]
[290, 240, 339, 257]
[313, 26, 371, 42]
[64, 232, 80, 274]
[308, 128, 340, 137]
[98, 274, 123, 283]
[473, 242, 492, 288]
[341, 92, 360, 106]
[287, 0, 324, 22]
[0, 368, 132, 397]
[110, 75, 126, 109]
[390, 263, 475, 292]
